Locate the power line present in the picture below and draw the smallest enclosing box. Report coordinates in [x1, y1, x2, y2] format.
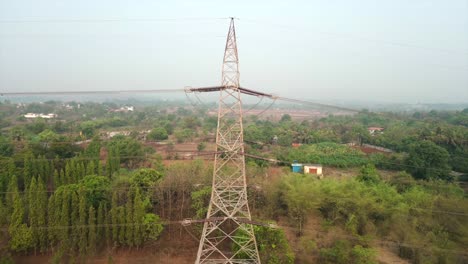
[2, 176, 467, 218]
[1, 88, 359, 112]
[244, 149, 460, 174]
[1, 88, 184, 96]
[0, 143, 462, 174]
[240, 18, 468, 56]
[0, 139, 213, 146]
[1, 217, 465, 256]
[0, 17, 228, 24]
[275, 223, 468, 255]
[2, 16, 466, 56]
[275, 96, 360, 113]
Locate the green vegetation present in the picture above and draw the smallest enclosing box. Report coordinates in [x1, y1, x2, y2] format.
[147, 127, 168, 140]
[278, 142, 368, 167]
[0, 99, 467, 263]
[262, 174, 467, 263]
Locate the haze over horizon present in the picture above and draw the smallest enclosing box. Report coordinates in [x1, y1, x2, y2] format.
[1, 0, 467, 104]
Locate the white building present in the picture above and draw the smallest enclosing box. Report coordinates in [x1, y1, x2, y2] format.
[110, 106, 134, 113]
[303, 164, 323, 178]
[24, 113, 57, 119]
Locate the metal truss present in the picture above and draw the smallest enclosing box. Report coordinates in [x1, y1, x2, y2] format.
[195, 18, 261, 264]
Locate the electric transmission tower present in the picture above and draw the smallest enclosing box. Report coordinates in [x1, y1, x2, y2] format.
[194, 18, 261, 264]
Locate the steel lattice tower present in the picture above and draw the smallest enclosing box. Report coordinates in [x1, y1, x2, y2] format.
[195, 18, 261, 264]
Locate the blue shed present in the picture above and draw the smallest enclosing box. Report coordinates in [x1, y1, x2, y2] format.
[291, 161, 303, 173]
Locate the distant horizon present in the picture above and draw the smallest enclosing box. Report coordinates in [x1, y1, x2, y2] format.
[3, 95, 467, 112]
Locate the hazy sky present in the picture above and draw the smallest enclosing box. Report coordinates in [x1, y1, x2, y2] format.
[1, 0, 467, 103]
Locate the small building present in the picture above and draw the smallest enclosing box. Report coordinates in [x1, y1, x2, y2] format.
[367, 127, 384, 135]
[291, 162, 323, 178]
[105, 131, 131, 139]
[24, 113, 57, 119]
[291, 162, 303, 173]
[304, 164, 323, 177]
[110, 106, 134, 113]
[24, 113, 39, 118]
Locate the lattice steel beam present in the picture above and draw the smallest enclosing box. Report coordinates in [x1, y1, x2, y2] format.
[195, 18, 261, 264]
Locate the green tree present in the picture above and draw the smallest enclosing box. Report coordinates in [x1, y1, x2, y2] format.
[38, 129, 59, 142]
[27, 177, 40, 253]
[130, 168, 163, 193]
[174, 129, 194, 143]
[47, 194, 57, 246]
[9, 186, 33, 252]
[191, 186, 211, 219]
[125, 191, 134, 247]
[356, 164, 381, 184]
[79, 175, 111, 208]
[0, 135, 13, 156]
[147, 127, 168, 141]
[107, 135, 144, 168]
[97, 202, 105, 246]
[78, 188, 88, 255]
[0, 197, 6, 226]
[118, 207, 126, 245]
[280, 114, 292, 123]
[197, 142, 206, 152]
[53, 169, 60, 188]
[59, 189, 71, 251]
[5, 175, 19, 218]
[87, 206, 97, 256]
[70, 190, 80, 253]
[133, 188, 146, 247]
[80, 121, 98, 138]
[254, 225, 295, 264]
[142, 213, 163, 242]
[111, 192, 119, 243]
[405, 140, 451, 180]
[36, 178, 48, 252]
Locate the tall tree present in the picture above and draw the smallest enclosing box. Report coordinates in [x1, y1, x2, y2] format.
[405, 140, 451, 180]
[86, 161, 95, 176]
[78, 188, 87, 255]
[9, 186, 33, 252]
[0, 196, 6, 226]
[71, 191, 80, 253]
[53, 169, 60, 188]
[133, 188, 145, 248]
[23, 154, 33, 187]
[125, 192, 134, 247]
[97, 202, 105, 245]
[59, 190, 71, 250]
[27, 177, 39, 254]
[118, 207, 126, 245]
[104, 207, 111, 247]
[36, 178, 48, 252]
[111, 192, 119, 243]
[87, 206, 96, 256]
[5, 175, 19, 221]
[47, 194, 57, 247]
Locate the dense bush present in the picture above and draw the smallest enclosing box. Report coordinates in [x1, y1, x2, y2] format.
[268, 174, 468, 263]
[147, 127, 168, 141]
[233, 225, 295, 264]
[277, 142, 367, 168]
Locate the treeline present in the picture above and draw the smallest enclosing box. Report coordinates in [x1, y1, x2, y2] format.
[0, 147, 164, 262]
[245, 110, 468, 175]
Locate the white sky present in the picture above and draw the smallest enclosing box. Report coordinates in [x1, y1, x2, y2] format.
[1, 0, 467, 103]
